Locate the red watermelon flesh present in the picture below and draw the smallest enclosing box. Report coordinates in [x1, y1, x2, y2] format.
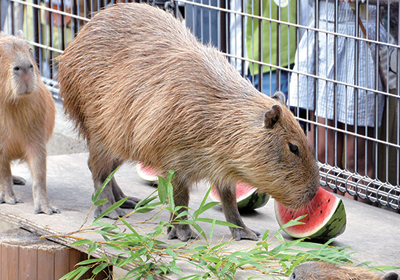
[275, 187, 346, 242]
[136, 162, 159, 183]
[209, 182, 269, 211]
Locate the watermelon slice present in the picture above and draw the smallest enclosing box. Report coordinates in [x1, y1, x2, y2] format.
[209, 182, 270, 212]
[136, 162, 159, 184]
[275, 187, 346, 242]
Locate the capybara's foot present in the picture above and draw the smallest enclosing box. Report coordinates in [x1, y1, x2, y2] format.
[230, 227, 260, 241]
[12, 175, 26, 185]
[33, 196, 60, 214]
[34, 205, 60, 215]
[0, 192, 23, 204]
[94, 204, 126, 220]
[120, 196, 141, 209]
[167, 224, 198, 241]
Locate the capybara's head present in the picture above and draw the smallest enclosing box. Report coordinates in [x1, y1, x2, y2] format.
[0, 31, 38, 102]
[291, 261, 399, 280]
[222, 91, 320, 209]
[57, 3, 319, 210]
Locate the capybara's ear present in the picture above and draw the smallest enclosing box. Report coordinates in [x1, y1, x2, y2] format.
[265, 104, 282, 128]
[16, 30, 24, 39]
[272, 91, 285, 105]
[382, 272, 399, 280]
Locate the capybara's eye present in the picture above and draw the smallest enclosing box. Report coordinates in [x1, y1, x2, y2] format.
[290, 272, 296, 280]
[288, 143, 299, 156]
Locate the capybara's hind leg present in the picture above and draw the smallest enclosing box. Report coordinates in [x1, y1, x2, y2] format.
[167, 178, 198, 241]
[111, 178, 141, 208]
[12, 175, 26, 185]
[0, 160, 22, 204]
[89, 151, 128, 219]
[26, 146, 59, 214]
[216, 183, 260, 241]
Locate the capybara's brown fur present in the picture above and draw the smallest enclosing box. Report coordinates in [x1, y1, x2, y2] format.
[57, 3, 319, 241]
[0, 31, 58, 214]
[291, 261, 399, 280]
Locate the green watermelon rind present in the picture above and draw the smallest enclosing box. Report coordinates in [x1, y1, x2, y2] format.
[210, 185, 270, 211]
[306, 199, 346, 242]
[237, 191, 270, 212]
[275, 197, 347, 242]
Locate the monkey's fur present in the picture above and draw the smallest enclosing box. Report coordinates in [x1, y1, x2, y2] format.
[57, 3, 319, 241]
[291, 261, 399, 280]
[0, 31, 58, 214]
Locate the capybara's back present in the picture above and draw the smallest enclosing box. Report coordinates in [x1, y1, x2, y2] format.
[291, 261, 399, 280]
[58, 3, 319, 241]
[0, 31, 58, 214]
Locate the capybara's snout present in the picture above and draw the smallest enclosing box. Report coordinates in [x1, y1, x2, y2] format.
[12, 53, 36, 95]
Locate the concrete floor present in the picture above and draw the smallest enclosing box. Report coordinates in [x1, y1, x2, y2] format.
[1, 100, 399, 279]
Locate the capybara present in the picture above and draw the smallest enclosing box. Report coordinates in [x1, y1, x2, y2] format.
[291, 261, 399, 280]
[0, 31, 58, 214]
[57, 3, 319, 241]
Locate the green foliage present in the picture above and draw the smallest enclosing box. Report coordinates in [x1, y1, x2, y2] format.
[61, 169, 396, 280]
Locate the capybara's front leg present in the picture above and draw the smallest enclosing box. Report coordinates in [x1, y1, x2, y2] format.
[216, 183, 260, 241]
[167, 179, 198, 241]
[27, 146, 59, 214]
[89, 151, 134, 219]
[88, 154, 140, 217]
[111, 177, 141, 208]
[0, 159, 22, 204]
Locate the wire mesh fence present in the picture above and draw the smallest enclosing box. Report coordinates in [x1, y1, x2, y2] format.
[1, 0, 399, 210]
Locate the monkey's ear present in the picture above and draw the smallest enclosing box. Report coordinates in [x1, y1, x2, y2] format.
[265, 104, 282, 128]
[382, 272, 399, 280]
[16, 30, 24, 39]
[272, 91, 285, 105]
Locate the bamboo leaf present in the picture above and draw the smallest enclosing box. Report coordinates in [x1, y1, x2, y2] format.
[158, 176, 167, 204]
[93, 196, 128, 223]
[167, 182, 175, 209]
[92, 166, 120, 202]
[195, 217, 241, 228]
[76, 258, 102, 266]
[69, 239, 92, 247]
[92, 262, 109, 275]
[94, 198, 108, 206]
[193, 184, 214, 219]
[73, 266, 91, 280]
[209, 217, 217, 240]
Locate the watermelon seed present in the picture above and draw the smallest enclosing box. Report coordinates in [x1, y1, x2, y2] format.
[320, 210, 323, 214]
[328, 199, 331, 203]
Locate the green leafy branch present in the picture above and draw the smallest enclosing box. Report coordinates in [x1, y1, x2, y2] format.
[55, 169, 397, 280]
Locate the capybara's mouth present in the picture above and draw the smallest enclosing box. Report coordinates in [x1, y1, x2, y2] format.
[279, 185, 319, 210]
[297, 185, 319, 209]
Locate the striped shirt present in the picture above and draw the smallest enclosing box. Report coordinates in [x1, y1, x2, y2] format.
[289, 2, 388, 127]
